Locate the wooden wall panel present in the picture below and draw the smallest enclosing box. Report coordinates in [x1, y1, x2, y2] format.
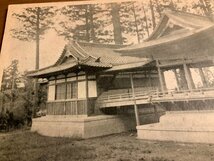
[47, 100, 88, 115]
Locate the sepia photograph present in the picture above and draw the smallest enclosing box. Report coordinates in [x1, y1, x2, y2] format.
[0, 0, 214, 160]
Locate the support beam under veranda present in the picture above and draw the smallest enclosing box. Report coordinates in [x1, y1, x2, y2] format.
[130, 73, 140, 126]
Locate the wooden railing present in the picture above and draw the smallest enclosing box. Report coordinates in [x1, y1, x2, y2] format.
[96, 87, 214, 108]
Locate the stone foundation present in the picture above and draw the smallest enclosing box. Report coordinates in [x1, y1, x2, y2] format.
[32, 115, 136, 138]
[31, 112, 162, 138]
[137, 110, 214, 144]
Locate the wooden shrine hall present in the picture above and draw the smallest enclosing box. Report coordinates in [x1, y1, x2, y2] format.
[29, 9, 214, 141]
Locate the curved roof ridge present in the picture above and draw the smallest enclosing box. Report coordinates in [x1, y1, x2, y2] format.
[74, 41, 97, 60]
[146, 9, 213, 41]
[53, 46, 67, 66]
[70, 41, 89, 59]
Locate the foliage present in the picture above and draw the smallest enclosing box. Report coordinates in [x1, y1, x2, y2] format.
[0, 62, 47, 130]
[11, 7, 56, 41]
[1, 60, 20, 91]
[11, 0, 214, 46]
[11, 7, 56, 69]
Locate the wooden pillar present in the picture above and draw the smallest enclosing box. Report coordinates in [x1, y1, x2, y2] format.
[172, 69, 180, 91]
[54, 76, 57, 100]
[198, 67, 207, 88]
[183, 63, 194, 91]
[85, 73, 89, 115]
[65, 75, 67, 99]
[178, 67, 188, 90]
[64, 75, 67, 115]
[76, 73, 78, 116]
[148, 70, 152, 87]
[156, 60, 166, 93]
[54, 77, 57, 115]
[187, 66, 195, 89]
[130, 73, 140, 126]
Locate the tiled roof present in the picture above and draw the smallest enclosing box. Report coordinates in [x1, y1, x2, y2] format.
[116, 10, 214, 53]
[28, 62, 77, 77]
[116, 25, 214, 53]
[103, 60, 153, 73]
[77, 41, 147, 65]
[29, 41, 151, 77]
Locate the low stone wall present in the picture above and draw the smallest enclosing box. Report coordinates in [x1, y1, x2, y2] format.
[137, 110, 214, 144]
[31, 115, 133, 138]
[31, 112, 163, 138]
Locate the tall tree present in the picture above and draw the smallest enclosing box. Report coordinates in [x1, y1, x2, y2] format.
[150, 0, 157, 30]
[142, 3, 150, 37]
[1, 60, 20, 91]
[11, 6, 55, 112]
[11, 7, 55, 70]
[58, 4, 106, 43]
[111, 3, 123, 45]
[198, 0, 214, 19]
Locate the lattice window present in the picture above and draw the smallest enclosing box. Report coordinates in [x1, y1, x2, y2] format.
[56, 84, 66, 100]
[67, 82, 77, 99]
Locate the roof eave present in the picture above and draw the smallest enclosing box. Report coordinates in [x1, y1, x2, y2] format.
[116, 25, 214, 54]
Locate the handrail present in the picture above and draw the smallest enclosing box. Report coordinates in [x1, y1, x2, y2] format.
[97, 87, 214, 104]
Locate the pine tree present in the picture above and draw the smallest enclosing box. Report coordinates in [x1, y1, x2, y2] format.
[110, 3, 123, 44]
[58, 4, 107, 43]
[198, 0, 214, 19]
[11, 7, 56, 70]
[1, 60, 20, 91]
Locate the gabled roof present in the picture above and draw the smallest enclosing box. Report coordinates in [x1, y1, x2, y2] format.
[29, 41, 151, 77]
[115, 10, 214, 54]
[147, 10, 213, 41]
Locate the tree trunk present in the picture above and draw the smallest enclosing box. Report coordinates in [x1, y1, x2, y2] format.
[89, 5, 96, 43]
[132, 3, 140, 43]
[142, 4, 150, 37]
[150, 0, 156, 30]
[199, 0, 213, 21]
[85, 6, 90, 42]
[111, 3, 123, 45]
[36, 7, 40, 70]
[34, 7, 40, 116]
[154, 0, 162, 17]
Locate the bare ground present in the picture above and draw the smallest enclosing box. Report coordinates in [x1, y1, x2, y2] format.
[0, 130, 214, 161]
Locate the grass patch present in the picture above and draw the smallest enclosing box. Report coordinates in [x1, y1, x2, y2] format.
[1, 131, 214, 161]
